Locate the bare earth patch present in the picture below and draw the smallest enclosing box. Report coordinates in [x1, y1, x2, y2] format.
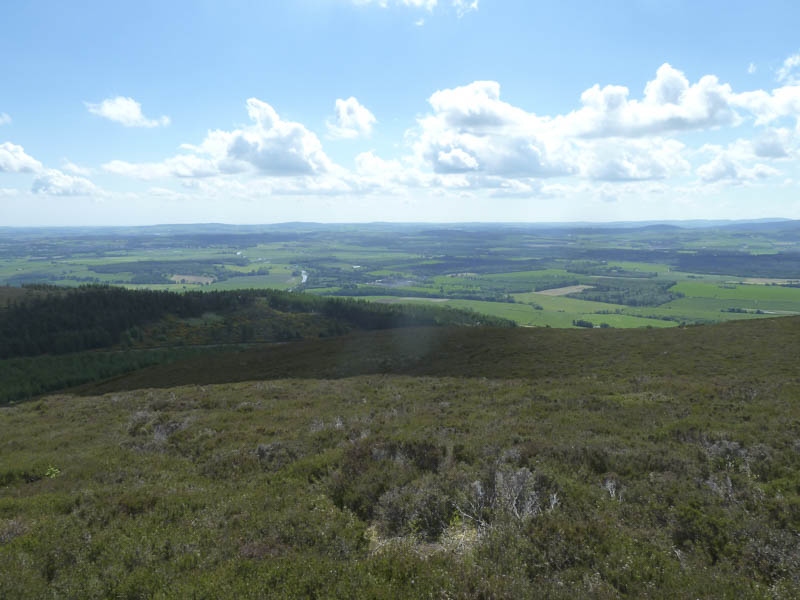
[535, 285, 595, 296]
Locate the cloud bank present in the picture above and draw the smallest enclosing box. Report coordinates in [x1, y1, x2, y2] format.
[5, 57, 799, 208]
[0, 142, 101, 196]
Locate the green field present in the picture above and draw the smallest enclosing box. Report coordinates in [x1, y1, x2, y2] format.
[364, 295, 678, 328]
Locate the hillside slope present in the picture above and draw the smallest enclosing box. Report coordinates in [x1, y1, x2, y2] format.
[0, 285, 513, 404]
[2, 317, 799, 597]
[77, 315, 800, 395]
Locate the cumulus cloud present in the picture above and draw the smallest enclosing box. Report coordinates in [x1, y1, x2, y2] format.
[105, 98, 332, 180]
[61, 160, 93, 176]
[0, 142, 103, 196]
[752, 128, 794, 158]
[218, 99, 331, 174]
[732, 86, 800, 127]
[0, 142, 43, 173]
[413, 81, 575, 178]
[327, 97, 377, 139]
[404, 63, 800, 192]
[31, 169, 101, 196]
[86, 96, 170, 128]
[90, 62, 800, 202]
[560, 64, 740, 137]
[696, 139, 781, 184]
[697, 154, 779, 183]
[354, 151, 431, 191]
[412, 78, 693, 185]
[0, 113, 10, 126]
[578, 138, 690, 182]
[777, 53, 800, 84]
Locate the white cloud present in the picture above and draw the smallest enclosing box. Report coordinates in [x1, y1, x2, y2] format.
[206, 98, 332, 175]
[413, 80, 576, 178]
[752, 127, 794, 158]
[327, 97, 377, 139]
[0, 113, 10, 126]
[560, 63, 740, 137]
[105, 98, 332, 180]
[412, 78, 692, 184]
[31, 169, 101, 196]
[91, 63, 800, 203]
[748, 62, 757, 75]
[578, 138, 690, 182]
[61, 160, 93, 176]
[403, 0, 437, 9]
[777, 53, 800, 84]
[406, 65, 800, 191]
[86, 96, 170, 128]
[352, 0, 476, 15]
[697, 156, 778, 183]
[103, 155, 219, 180]
[452, 0, 478, 17]
[696, 143, 780, 183]
[0, 142, 43, 173]
[732, 86, 800, 127]
[0, 142, 103, 197]
[355, 150, 430, 190]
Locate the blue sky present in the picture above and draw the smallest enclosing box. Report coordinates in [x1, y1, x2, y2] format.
[2, 0, 800, 225]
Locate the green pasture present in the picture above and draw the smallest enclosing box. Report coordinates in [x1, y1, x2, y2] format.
[512, 291, 623, 313]
[447, 298, 676, 328]
[664, 296, 800, 314]
[209, 273, 301, 291]
[672, 281, 800, 301]
[474, 269, 572, 282]
[619, 305, 767, 323]
[358, 296, 675, 328]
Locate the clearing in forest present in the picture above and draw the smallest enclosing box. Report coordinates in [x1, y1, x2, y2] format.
[535, 284, 595, 296]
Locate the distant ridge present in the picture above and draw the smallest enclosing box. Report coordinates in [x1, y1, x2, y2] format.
[0, 218, 796, 237]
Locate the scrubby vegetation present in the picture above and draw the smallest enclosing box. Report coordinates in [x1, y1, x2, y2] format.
[0, 348, 219, 405]
[2, 317, 800, 597]
[3, 366, 800, 596]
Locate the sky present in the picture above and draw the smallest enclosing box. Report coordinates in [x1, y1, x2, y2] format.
[2, 0, 800, 226]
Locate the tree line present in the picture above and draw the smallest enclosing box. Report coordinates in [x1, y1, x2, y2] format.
[0, 285, 514, 359]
